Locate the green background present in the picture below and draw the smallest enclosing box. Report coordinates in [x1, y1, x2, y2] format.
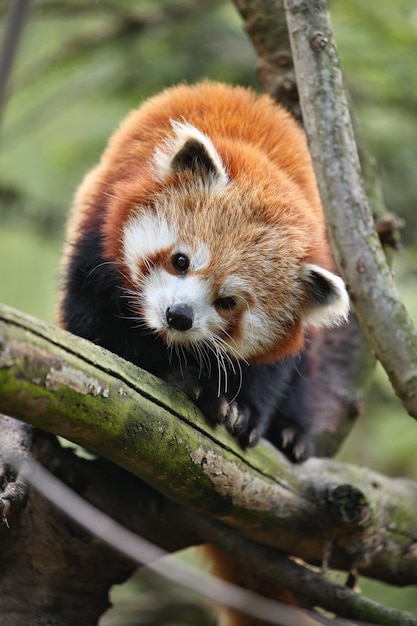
[0, 0, 416, 620]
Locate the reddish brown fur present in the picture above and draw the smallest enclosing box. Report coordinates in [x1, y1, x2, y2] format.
[61, 82, 333, 360]
[204, 545, 298, 626]
[59, 81, 344, 625]
[64, 82, 328, 258]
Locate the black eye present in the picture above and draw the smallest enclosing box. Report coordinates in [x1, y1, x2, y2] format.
[172, 253, 190, 273]
[215, 296, 237, 310]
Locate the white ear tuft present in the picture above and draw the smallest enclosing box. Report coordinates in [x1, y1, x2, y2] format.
[154, 121, 229, 188]
[301, 263, 350, 328]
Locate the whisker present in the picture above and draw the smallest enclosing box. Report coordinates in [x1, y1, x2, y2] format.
[167, 338, 174, 365]
[209, 332, 245, 403]
[199, 343, 212, 377]
[180, 344, 188, 370]
[203, 332, 232, 397]
[81, 260, 118, 290]
[217, 330, 248, 366]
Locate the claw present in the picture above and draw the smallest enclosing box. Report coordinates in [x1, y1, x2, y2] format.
[293, 440, 307, 461]
[281, 427, 295, 449]
[225, 402, 240, 430]
[248, 428, 260, 447]
[218, 397, 230, 420]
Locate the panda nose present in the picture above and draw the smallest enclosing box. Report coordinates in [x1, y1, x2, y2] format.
[166, 304, 194, 331]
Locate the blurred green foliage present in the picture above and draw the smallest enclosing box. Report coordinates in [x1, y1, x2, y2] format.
[0, 0, 416, 620]
[0, 0, 256, 238]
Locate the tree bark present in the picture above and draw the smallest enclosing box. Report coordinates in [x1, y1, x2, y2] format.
[1, 304, 417, 590]
[233, 0, 417, 420]
[0, 415, 202, 626]
[233, 0, 300, 117]
[283, 0, 417, 420]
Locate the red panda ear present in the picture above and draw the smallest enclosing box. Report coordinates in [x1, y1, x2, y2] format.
[154, 121, 229, 187]
[301, 263, 350, 328]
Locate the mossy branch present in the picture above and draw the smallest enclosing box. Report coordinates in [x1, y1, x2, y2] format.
[1, 302, 417, 592]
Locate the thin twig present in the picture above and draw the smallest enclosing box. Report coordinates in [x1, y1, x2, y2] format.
[0, 0, 33, 135]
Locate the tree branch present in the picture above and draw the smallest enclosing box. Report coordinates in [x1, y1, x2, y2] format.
[233, 0, 402, 249]
[232, 0, 415, 425]
[0, 0, 33, 133]
[0, 415, 202, 626]
[1, 303, 417, 590]
[10, 450, 416, 626]
[189, 514, 417, 626]
[283, 0, 417, 420]
[232, 0, 300, 116]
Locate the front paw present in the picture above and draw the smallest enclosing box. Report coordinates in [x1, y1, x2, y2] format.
[223, 402, 263, 448]
[194, 393, 230, 426]
[163, 368, 231, 425]
[197, 397, 261, 448]
[162, 369, 264, 448]
[279, 427, 315, 463]
[162, 368, 203, 402]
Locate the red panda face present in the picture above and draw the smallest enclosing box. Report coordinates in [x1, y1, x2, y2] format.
[118, 122, 349, 363]
[122, 207, 278, 362]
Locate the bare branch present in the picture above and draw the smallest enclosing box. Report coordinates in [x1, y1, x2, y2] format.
[0, 0, 33, 133]
[5, 451, 326, 626]
[283, 0, 417, 420]
[190, 514, 417, 626]
[232, 0, 300, 116]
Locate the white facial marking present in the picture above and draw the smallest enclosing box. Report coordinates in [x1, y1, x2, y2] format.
[153, 120, 229, 189]
[122, 213, 177, 282]
[239, 308, 273, 359]
[189, 241, 210, 271]
[218, 275, 250, 299]
[123, 211, 211, 283]
[142, 268, 226, 344]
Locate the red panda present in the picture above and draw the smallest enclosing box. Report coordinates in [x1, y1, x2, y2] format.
[58, 80, 348, 461]
[57, 81, 349, 624]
